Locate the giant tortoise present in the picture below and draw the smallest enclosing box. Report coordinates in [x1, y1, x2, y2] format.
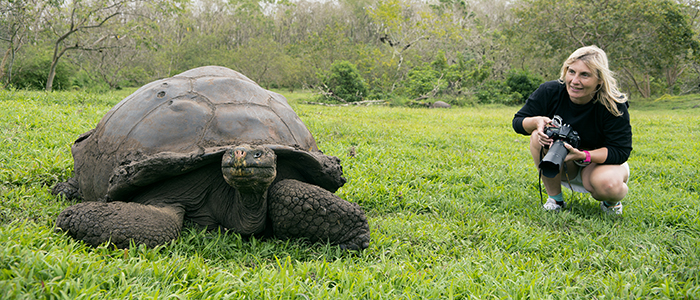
[52, 66, 370, 250]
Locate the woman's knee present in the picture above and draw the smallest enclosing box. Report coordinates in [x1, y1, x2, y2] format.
[588, 170, 628, 200]
[529, 133, 540, 148]
[528, 134, 543, 162]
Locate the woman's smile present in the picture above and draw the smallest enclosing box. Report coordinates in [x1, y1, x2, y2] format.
[565, 60, 602, 104]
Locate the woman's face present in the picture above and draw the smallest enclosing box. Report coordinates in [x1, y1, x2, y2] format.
[565, 60, 602, 104]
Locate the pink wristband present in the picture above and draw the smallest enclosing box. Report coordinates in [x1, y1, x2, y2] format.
[583, 150, 591, 163]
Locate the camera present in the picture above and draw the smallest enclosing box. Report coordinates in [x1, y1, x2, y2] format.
[539, 115, 580, 178]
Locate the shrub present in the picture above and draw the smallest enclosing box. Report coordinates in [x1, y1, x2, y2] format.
[71, 70, 111, 92]
[10, 50, 73, 90]
[505, 69, 543, 104]
[438, 54, 494, 97]
[325, 60, 369, 102]
[474, 80, 521, 105]
[405, 66, 441, 98]
[475, 80, 510, 104]
[117, 66, 150, 88]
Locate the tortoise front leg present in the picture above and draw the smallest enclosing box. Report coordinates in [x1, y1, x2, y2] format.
[55, 202, 184, 248]
[51, 177, 81, 200]
[268, 179, 370, 250]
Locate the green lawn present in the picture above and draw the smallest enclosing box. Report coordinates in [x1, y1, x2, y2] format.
[1, 89, 699, 299]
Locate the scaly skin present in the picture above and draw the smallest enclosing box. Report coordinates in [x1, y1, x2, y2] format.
[268, 179, 370, 250]
[55, 202, 184, 248]
[51, 177, 81, 200]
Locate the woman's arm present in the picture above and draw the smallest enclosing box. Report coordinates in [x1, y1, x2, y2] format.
[521, 116, 552, 135]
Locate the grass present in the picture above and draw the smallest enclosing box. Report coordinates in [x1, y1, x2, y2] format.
[1, 88, 699, 299]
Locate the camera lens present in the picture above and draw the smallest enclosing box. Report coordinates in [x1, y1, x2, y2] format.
[539, 140, 568, 178]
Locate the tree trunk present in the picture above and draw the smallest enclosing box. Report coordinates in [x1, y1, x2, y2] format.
[643, 74, 651, 98]
[665, 64, 686, 94]
[46, 59, 58, 92]
[7, 45, 17, 88]
[623, 67, 651, 98]
[0, 48, 9, 86]
[46, 39, 69, 92]
[1, 38, 21, 88]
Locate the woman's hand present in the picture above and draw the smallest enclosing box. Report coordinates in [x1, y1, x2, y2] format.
[563, 143, 586, 162]
[528, 116, 553, 147]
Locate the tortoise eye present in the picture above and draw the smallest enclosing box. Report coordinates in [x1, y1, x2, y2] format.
[254, 151, 263, 158]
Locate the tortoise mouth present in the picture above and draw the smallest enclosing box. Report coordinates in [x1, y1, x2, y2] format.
[222, 165, 276, 193]
[221, 145, 277, 192]
[223, 165, 276, 179]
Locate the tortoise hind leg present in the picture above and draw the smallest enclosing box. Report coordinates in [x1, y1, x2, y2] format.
[55, 202, 184, 248]
[51, 177, 81, 200]
[268, 179, 370, 250]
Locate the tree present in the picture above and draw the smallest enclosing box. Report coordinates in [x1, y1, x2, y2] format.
[513, 0, 699, 98]
[40, 0, 139, 91]
[367, 0, 432, 91]
[82, 0, 184, 86]
[641, 1, 699, 94]
[0, 0, 43, 87]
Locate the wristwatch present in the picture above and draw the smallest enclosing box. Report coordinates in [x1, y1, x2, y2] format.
[575, 150, 591, 167]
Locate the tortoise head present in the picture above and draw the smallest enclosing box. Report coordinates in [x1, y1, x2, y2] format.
[221, 144, 277, 194]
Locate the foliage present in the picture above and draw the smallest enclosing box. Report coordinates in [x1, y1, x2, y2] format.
[3, 0, 700, 102]
[0, 0, 43, 87]
[636, 0, 700, 94]
[474, 79, 516, 104]
[512, 0, 699, 98]
[1, 90, 699, 298]
[40, 0, 128, 91]
[443, 55, 494, 94]
[400, 51, 497, 101]
[505, 69, 543, 104]
[404, 66, 441, 98]
[324, 60, 369, 102]
[353, 43, 401, 99]
[70, 70, 114, 93]
[9, 48, 72, 90]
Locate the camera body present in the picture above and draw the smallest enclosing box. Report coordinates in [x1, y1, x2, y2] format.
[539, 117, 581, 178]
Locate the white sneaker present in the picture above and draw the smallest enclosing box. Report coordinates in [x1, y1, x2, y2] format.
[543, 198, 565, 211]
[601, 201, 623, 215]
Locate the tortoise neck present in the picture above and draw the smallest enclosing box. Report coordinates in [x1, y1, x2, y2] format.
[220, 190, 267, 235]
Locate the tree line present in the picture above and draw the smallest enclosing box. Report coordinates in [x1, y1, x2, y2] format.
[2, 0, 699, 105]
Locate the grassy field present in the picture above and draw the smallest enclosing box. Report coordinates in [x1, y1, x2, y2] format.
[1, 88, 699, 299]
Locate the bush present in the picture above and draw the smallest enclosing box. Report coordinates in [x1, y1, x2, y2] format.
[71, 70, 111, 93]
[473, 80, 521, 105]
[325, 60, 369, 102]
[117, 66, 150, 89]
[471, 69, 542, 106]
[430, 54, 495, 98]
[10, 51, 73, 90]
[505, 69, 543, 104]
[404, 66, 441, 98]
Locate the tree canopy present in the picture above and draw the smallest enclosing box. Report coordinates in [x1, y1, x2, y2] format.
[1, 0, 698, 102]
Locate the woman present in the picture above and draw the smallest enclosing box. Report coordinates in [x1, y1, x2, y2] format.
[512, 45, 632, 214]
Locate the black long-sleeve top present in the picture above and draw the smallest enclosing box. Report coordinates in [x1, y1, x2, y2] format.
[512, 80, 632, 164]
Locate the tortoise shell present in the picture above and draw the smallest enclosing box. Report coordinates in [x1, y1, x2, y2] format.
[71, 66, 326, 202]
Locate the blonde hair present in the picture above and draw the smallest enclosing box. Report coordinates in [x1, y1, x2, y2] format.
[558, 45, 628, 117]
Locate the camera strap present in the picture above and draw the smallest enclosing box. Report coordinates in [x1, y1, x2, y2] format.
[538, 146, 545, 206]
